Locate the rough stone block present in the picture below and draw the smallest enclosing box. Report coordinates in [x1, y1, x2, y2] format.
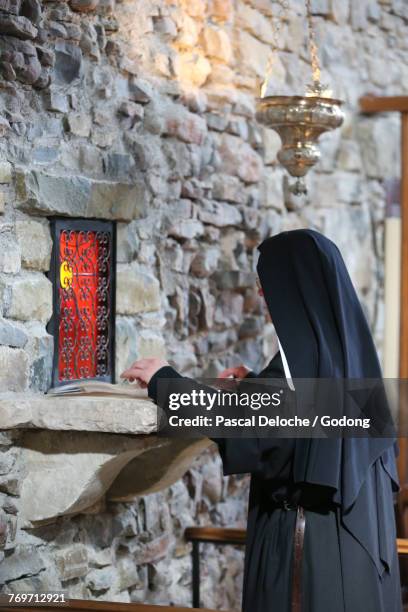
[214, 291, 244, 326]
[236, 30, 277, 79]
[0, 546, 45, 583]
[167, 218, 204, 240]
[21, 0, 42, 24]
[164, 105, 208, 145]
[338, 140, 362, 171]
[198, 199, 242, 227]
[103, 153, 135, 180]
[70, 0, 99, 11]
[0, 509, 7, 548]
[25, 322, 53, 392]
[0, 229, 21, 274]
[116, 264, 161, 315]
[217, 133, 263, 183]
[262, 128, 281, 165]
[32, 147, 59, 164]
[48, 20, 68, 38]
[45, 91, 69, 113]
[15, 219, 52, 271]
[212, 271, 254, 290]
[235, 2, 276, 44]
[0, 116, 10, 137]
[117, 556, 140, 590]
[0, 318, 28, 348]
[260, 167, 285, 211]
[0, 34, 42, 86]
[205, 111, 229, 132]
[66, 112, 92, 137]
[350, 0, 368, 29]
[0, 450, 16, 476]
[53, 41, 82, 85]
[190, 247, 220, 277]
[209, 0, 233, 21]
[201, 461, 222, 504]
[55, 544, 89, 580]
[6, 565, 62, 594]
[2, 273, 52, 323]
[172, 51, 211, 88]
[310, 0, 330, 14]
[116, 221, 139, 263]
[0, 474, 20, 496]
[128, 79, 151, 104]
[392, 0, 408, 19]
[202, 25, 232, 62]
[330, 0, 350, 23]
[0, 161, 12, 183]
[36, 46, 55, 67]
[115, 317, 139, 381]
[0, 14, 38, 40]
[212, 174, 245, 203]
[87, 565, 119, 591]
[16, 170, 149, 221]
[137, 330, 166, 359]
[133, 534, 171, 565]
[358, 117, 400, 179]
[0, 0, 22, 14]
[0, 346, 29, 392]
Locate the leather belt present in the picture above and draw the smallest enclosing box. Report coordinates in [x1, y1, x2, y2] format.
[291, 505, 306, 612]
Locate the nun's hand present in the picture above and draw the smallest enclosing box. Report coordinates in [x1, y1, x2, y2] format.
[218, 365, 250, 379]
[120, 358, 169, 388]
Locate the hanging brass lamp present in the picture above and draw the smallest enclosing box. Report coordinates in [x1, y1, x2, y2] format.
[255, 0, 344, 195]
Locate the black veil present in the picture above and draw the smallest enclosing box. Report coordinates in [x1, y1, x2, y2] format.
[256, 229, 399, 576]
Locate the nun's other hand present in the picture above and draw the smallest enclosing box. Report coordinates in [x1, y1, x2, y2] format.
[120, 358, 169, 387]
[218, 365, 250, 379]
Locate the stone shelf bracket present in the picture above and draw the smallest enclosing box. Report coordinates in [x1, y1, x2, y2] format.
[0, 394, 212, 525]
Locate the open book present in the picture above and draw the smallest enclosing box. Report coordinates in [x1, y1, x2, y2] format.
[46, 380, 149, 399]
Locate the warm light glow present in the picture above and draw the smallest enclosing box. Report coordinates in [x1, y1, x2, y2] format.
[305, 81, 333, 98]
[260, 53, 275, 98]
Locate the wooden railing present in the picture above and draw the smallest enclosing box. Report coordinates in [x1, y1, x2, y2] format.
[2, 533, 406, 612]
[184, 527, 408, 608]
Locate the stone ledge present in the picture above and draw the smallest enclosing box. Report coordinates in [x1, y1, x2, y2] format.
[0, 393, 157, 434]
[19, 429, 211, 524]
[0, 393, 212, 525]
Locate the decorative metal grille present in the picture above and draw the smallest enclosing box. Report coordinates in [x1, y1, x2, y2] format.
[49, 218, 116, 387]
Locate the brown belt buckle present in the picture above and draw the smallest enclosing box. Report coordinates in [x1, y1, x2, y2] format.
[291, 505, 306, 612]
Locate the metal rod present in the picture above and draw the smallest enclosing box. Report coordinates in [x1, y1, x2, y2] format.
[192, 541, 200, 609]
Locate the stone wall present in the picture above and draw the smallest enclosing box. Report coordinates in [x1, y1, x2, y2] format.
[0, 0, 407, 607]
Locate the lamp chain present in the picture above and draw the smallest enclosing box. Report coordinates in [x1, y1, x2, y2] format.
[305, 0, 321, 89]
[260, 0, 290, 98]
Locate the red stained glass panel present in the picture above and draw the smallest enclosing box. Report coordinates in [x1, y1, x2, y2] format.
[57, 229, 112, 382]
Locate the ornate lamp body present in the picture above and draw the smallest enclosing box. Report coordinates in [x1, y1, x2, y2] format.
[255, 95, 344, 194]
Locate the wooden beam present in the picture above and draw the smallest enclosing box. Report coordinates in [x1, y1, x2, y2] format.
[360, 96, 408, 114]
[398, 538, 408, 556]
[0, 600, 219, 612]
[398, 113, 408, 495]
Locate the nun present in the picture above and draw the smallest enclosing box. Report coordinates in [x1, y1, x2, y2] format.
[121, 229, 402, 612]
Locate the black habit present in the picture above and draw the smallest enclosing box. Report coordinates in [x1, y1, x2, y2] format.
[148, 229, 402, 612]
